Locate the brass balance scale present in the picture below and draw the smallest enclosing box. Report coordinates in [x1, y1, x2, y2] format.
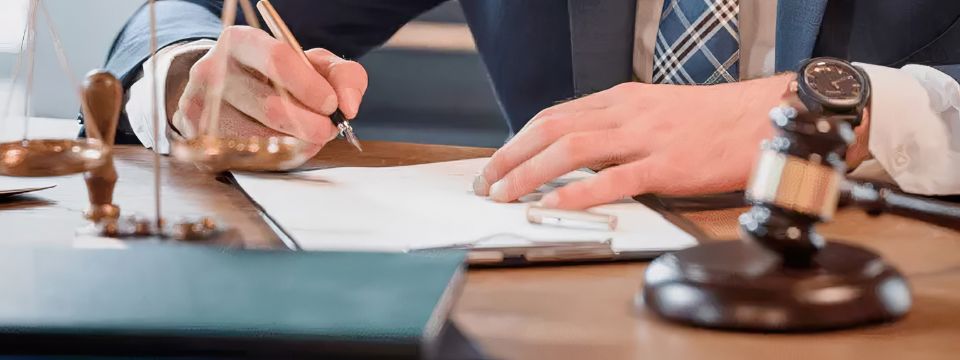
[0, 0, 311, 241]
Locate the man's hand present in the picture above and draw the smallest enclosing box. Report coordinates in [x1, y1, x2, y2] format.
[171, 26, 368, 153]
[846, 105, 872, 169]
[474, 74, 796, 209]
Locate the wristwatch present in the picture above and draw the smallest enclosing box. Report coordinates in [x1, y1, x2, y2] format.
[795, 57, 872, 125]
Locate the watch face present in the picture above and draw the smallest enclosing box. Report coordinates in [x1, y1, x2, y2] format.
[803, 59, 863, 106]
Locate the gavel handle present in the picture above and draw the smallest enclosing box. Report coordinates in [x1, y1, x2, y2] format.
[843, 181, 960, 231]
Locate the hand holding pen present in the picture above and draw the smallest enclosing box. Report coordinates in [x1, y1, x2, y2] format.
[257, 0, 363, 151]
[171, 0, 367, 152]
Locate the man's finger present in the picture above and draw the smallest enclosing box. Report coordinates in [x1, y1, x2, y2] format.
[305, 48, 368, 119]
[222, 64, 337, 144]
[220, 26, 338, 115]
[487, 130, 628, 203]
[476, 109, 620, 196]
[538, 157, 663, 210]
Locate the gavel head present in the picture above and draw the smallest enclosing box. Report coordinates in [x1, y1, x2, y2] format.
[738, 83, 859, 268]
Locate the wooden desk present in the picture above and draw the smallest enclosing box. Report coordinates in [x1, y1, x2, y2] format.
[2, 141, 958, 360]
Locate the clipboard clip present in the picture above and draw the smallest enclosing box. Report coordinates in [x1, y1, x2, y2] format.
[467, 240, 617, 265]
[425, 235, 617, 265]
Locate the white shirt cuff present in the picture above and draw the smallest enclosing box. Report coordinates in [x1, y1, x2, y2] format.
[853, 63, 960, 195]
[125, 39, 216, 154]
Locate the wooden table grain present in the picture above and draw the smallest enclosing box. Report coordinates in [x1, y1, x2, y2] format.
[1, 140, 958, 360]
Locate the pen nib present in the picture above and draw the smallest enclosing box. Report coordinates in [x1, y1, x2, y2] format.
[336, 120, 363, 152]
[344, 130, 363, 152]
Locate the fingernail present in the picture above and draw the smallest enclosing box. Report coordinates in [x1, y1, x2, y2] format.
[339, 88, 362, 119]
[472, 175, 489, 196]
[489, 180, 508, 202]
[540, 193, 560, 208]
[321, 94, 338, 115]
[327, 125, 340, 142]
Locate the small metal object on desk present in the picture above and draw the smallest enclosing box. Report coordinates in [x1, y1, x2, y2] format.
[527, 206, 618, 231]
[86, 215, 225, 242]
[173, 216, 221, 241]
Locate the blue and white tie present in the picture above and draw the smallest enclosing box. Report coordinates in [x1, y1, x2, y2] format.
[652, 0, 741, 85]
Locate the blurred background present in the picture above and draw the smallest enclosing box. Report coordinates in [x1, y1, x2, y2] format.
[0, 0, 508, 147]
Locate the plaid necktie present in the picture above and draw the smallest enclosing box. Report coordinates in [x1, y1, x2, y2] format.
[652, 0, 741, 84]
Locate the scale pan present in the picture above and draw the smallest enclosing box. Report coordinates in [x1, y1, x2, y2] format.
[170, 135, 311, 172]
[0, 138, 109, 177]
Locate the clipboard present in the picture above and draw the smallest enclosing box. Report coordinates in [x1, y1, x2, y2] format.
[227, 159, 706, 266]
[236, 182, 712, 267]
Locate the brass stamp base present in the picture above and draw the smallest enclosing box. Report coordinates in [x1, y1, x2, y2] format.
[80, 215, 237, 243]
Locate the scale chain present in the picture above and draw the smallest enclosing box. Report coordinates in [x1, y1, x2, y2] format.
[149, 0, 163, 230]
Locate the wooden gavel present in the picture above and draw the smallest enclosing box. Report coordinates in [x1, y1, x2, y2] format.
[80, 70, 122, 222]
[841, 181, 960, 231]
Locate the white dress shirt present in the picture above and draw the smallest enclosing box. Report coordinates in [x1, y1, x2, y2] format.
[127, 1, 960, 195]
[125, 39, 216, 154]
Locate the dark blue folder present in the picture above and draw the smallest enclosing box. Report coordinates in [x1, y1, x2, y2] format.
[0, 246, 469, 359]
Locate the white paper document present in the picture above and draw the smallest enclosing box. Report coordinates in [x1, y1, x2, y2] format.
[232, 158, 697, 253]
[0, 177, 56, 197]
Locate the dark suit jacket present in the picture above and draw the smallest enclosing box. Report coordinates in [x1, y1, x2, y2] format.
[101, 0, 960, 144]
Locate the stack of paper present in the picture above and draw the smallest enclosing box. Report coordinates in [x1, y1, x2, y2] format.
[232, 158, 697, 254]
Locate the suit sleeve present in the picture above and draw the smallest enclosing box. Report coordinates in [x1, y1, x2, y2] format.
[104, 1, 223, 90]
[106, 0, 448, 89]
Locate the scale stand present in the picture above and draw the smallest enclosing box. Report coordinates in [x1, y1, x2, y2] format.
[0, 0, 231, 243]
[1, 0, 328, 243]
[71, 70, 232, 242]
